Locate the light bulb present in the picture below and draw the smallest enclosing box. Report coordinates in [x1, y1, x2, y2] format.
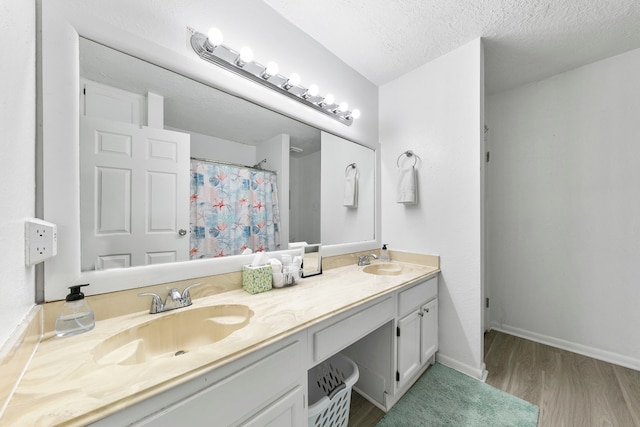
[322, 93, 335, 106]
[303, 84, 319, 99]
[263, 61, 279, 78]
[237, 46, 253, 65]
[350, 109, 361, 119]
[283, 73, 301, 90]
[207, 27, 223, 46]
[338, 102, 348, 112]
[288, 73, 301, 86]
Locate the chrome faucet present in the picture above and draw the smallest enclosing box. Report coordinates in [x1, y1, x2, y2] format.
[357, 253, 379, 266]
[138, 283, 201, 314]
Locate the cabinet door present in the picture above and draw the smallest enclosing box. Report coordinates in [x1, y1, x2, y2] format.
[242, 386, 304, 427]
[131, 340, 302, 426]
[420, 299, 438, 363]
[396, 310, 421, 389]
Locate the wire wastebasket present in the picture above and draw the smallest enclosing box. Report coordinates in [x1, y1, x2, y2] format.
[308, 353, 360, 427]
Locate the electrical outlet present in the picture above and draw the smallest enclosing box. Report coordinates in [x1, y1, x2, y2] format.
[25, 219, 58, 266]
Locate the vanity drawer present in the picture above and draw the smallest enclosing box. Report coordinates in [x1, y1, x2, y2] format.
[397, 276, 437, 317]
[134, 339, 303, 426]
[312, 296, 394, 363]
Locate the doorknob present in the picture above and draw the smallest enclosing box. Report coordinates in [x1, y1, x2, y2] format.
[178, 229, 187, 236]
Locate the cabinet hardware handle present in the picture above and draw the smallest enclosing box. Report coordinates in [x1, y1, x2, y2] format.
[418, 312, 424, 317]
[424, 308, 429, 313]
[178, 229, 187, 236]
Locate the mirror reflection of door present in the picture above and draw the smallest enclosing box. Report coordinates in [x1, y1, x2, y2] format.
[80, 82, 190, 271]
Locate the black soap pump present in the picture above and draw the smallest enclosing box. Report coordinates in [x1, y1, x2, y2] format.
[380, 244, 390, 262]
[55, 284, 95, 337]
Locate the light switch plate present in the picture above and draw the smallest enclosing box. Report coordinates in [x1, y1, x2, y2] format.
[25, 218, 58, 266]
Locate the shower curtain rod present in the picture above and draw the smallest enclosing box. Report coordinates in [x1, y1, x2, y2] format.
[190, 156, 278, 174]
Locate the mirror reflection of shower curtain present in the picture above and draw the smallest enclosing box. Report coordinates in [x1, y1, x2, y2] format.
[190, 159, 281, 258]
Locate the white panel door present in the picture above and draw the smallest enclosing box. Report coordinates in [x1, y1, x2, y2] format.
[80, 117, 190, 270]
[396, 310, 421, 390]
[420, 299, 438, 363]
[81, 79, 145, 125]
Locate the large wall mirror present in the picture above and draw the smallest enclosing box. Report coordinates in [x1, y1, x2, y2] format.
[41, 4, 379, 301]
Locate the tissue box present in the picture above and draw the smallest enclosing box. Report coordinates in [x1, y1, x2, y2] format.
[242, 264, 273, 294]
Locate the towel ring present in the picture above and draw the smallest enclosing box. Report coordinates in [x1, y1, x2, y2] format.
[345, 163, 357, 176]
[397, 150, 419, 168]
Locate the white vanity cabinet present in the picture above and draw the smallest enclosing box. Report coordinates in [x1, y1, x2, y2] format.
[420, 298, 438, 363]
[342, 275, 438, 411]
[395, 277, 438, 392]
[307, 295, 395, 366]
[90, 332, 306, 427]
[87, 273, 438, 426]
[396, 282, 438, 391]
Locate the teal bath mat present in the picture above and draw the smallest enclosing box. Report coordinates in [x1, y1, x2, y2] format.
[376, 363, 539, 427]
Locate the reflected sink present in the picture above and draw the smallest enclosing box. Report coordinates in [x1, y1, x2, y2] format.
[363, 263, 404, 276]
[92, 304, 254, 365]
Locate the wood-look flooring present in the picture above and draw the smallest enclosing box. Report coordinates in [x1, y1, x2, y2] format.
[348, 330, 640, 427]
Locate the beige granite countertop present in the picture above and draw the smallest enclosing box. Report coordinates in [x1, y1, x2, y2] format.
[0, 252, 438, 426]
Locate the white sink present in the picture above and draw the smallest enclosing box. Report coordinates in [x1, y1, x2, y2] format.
[363, 263, 404, 276]
[92, 304, 254, 365]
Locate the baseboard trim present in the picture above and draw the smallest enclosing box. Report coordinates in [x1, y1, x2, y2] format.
[490, 322, 640, 371]
[436, 353, 487, 380]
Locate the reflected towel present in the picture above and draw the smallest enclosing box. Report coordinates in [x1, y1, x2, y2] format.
[397, 166, 417, 204]
[344, 175, 358, 207]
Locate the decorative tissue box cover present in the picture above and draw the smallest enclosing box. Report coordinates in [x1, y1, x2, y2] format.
[242, 264, 273, 294]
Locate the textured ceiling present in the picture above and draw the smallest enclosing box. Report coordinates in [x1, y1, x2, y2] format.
[263, 0, 640, 94]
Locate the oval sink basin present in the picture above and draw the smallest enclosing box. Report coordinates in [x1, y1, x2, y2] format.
[92, 304, 254, 365]
[363, 263, 404, 276]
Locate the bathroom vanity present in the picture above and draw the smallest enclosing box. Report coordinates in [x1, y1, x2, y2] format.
[0, 254, 439, 426]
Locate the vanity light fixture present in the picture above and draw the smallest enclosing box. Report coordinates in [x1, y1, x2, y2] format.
[261, 61, 279, 80]
[347, 109, 361, 120]
[333, 102, 348, 114]
[318, 93, 334, 108]
[235, 46, 254, 67]
[204, 27, 223, 52]
[282, 72, 300, 90]
[302, 84, 319, 99]
[189, 27, 360, 126]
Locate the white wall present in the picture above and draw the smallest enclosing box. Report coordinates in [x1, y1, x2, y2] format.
[290, 151, 321, 244]
[380, 39, 485, 378]
[486, 47, 640, 370]
[0, 1, 36, 344]
[321, 132, 376, 245]
[183, 129, 257, 165]
[256, 134, 290, 247]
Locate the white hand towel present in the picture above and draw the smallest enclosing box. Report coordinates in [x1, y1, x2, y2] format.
[397, 166, 417, 204]
[343, 175, 358, 207]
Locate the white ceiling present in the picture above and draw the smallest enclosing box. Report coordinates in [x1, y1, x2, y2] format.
[263, 0, 640, 94]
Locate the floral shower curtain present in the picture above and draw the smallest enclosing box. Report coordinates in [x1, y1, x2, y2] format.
[189, 159, 281, 258]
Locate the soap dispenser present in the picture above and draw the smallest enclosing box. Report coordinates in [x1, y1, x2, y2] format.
[380, 244, 390, 262]
[55, 284, 95, 337]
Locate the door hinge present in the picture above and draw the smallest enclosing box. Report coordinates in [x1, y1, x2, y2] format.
[396, 371, 400, 382]
[485, 297, 490, 308]
[83, 87, 86, 95]
[486, 152, 490, 163]
[396, 326, 400, 337]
